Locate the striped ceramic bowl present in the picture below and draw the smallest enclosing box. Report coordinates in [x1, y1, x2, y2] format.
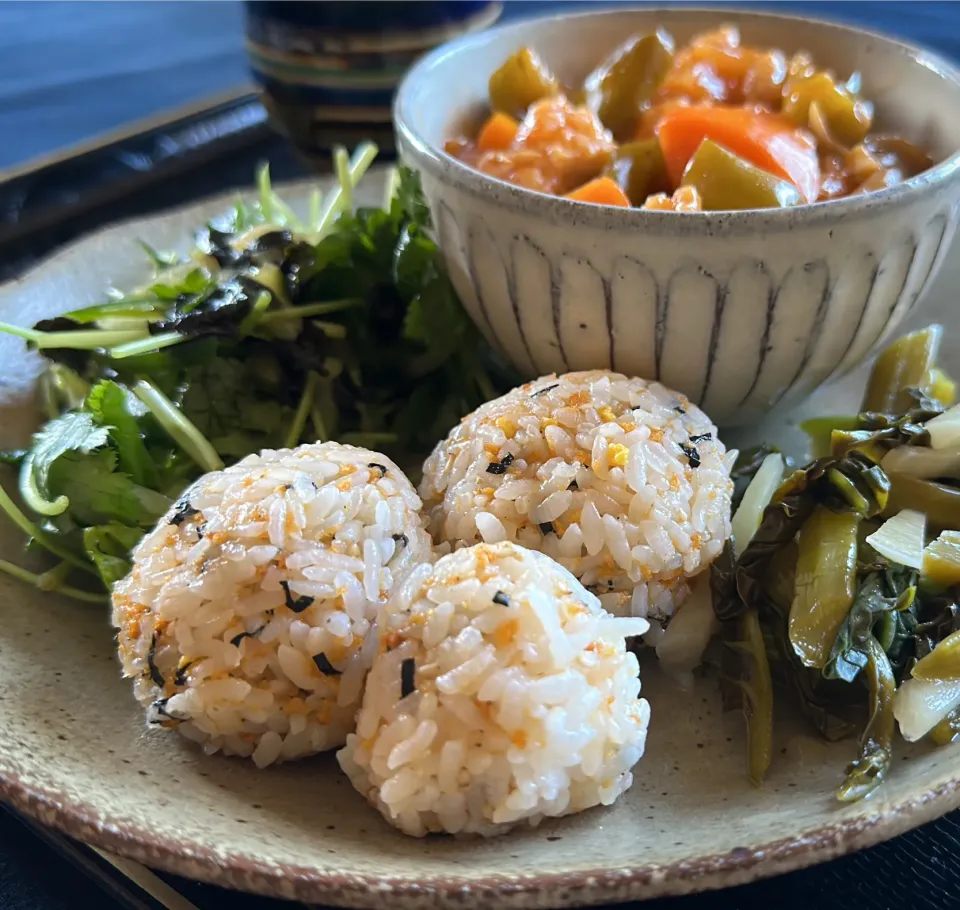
[244, 1, 501, 163]
[395, 7, 960, 426]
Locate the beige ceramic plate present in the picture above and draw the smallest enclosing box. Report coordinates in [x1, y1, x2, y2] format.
[0, 170, 959, 909]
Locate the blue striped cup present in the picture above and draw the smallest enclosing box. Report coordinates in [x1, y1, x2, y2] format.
[244, 1, 502, 162]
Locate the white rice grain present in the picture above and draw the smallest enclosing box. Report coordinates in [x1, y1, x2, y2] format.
[337, 542, 650, 837]
[419, 371, 734, 621]
[112, 441, 434, 767]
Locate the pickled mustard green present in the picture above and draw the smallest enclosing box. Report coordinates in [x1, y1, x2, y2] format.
[861, 325, 942, 414]
[789, 506, 859, 669]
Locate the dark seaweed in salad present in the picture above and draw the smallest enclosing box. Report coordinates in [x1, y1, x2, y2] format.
[0, 146, 516, 599]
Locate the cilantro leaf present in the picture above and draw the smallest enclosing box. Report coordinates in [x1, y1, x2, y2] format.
[392, 167, 432, 230]
[83, 523, 143, 587]
[46, 449, 166, 527]
[85, 380, 159, 487]
[403, 274, 468, 356]
[149, 266, 212, 301]
[137, 240, 181, 271]
[5, 158, 518, 598]
[179, 355, 294, 456]
[28, 412, 110, 497]
[393, 223, 437, 306]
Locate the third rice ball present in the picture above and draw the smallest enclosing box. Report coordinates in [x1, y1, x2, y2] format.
[112, 442, 433, 768]
[420, 371, 735, 621]
[337, 541, 650, 837]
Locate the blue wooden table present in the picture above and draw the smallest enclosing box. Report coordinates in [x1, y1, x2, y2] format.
[1, 1, 957, 173]
[1, 3, 959, 909]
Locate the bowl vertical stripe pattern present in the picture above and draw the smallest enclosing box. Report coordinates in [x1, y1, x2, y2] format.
[412, 164, 959, 427]
[395, 7, 960, 426]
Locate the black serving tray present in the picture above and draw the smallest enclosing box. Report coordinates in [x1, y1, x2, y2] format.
[0, 87, 311, 284]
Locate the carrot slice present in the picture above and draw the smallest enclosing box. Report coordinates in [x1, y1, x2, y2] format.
[476, 111, 520, 152]
[656, 105, 821, 203]
[564, 176, 631, 206]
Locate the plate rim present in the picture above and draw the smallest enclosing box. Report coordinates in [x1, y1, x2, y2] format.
[3, 762, 960, 907]
[2, 175, 960, 908]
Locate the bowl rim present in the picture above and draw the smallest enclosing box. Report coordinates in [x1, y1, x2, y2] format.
[394, 4, 960, 230]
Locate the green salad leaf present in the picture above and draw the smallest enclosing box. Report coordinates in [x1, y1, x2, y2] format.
[28, 412, 110, 491]
[83, 523, 144, 587]
[392, 165, 433, 230]
[0, 150, 519, 597]
[47, 449, 168, 527]
[19, 411, 111, 517]
[85, 380, 159, 487]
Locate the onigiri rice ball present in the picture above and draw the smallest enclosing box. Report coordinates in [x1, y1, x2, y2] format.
[337, 541, 650, 837]
[420, 371, 735, 621]
[112, 442, 433, 767]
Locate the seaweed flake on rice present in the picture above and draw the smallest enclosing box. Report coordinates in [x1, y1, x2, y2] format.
[419, 371, 735, 621]
[111, 441, 434, 767]
[337, 541, 650, 837]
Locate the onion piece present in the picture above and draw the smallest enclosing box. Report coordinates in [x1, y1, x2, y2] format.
[894, 675, 960, 742]
[656, 452, 783, 678]
[923, 403, 960, 450]
[881, 445, 960, 480]
[922, 530, 960, 590]
[655, 575, 718, 681]
[864, 509, 926, 569]
[731, 453, 784, 558]
[897, 631, 960, 741]
[911, 629, 960, 683]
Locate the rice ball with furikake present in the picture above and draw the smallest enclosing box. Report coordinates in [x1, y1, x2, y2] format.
[111, 442, 433, 768]
[337, 541, 650, 837]
[420, 371, 735, 622]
